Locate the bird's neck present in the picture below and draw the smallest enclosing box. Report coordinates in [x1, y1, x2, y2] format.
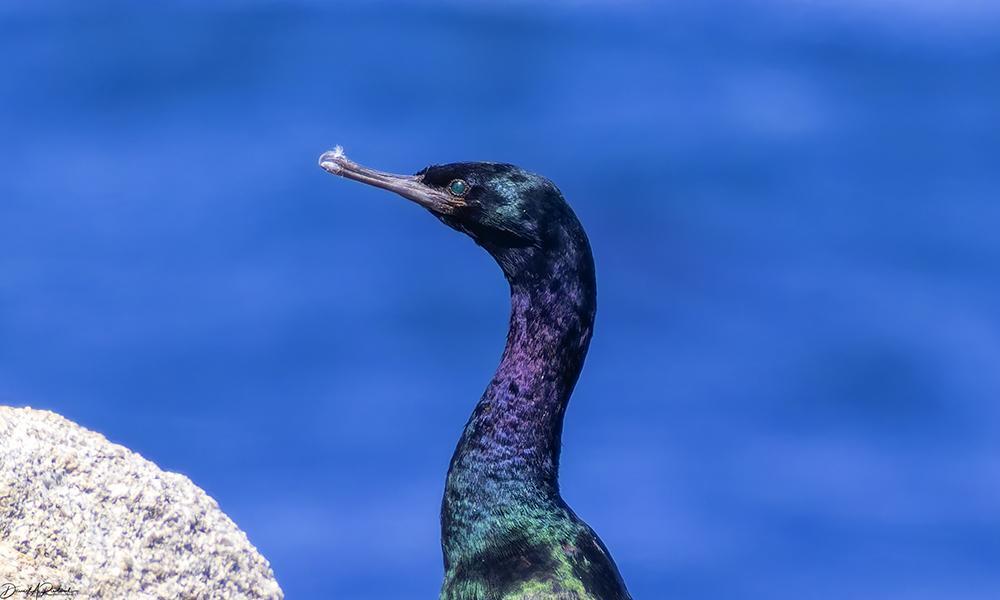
[442, 243, 596, 547]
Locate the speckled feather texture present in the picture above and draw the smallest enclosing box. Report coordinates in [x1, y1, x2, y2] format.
[0, 406, 282, 599]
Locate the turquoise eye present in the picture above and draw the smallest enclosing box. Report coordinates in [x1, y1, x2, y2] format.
[448, 179, 468, 197]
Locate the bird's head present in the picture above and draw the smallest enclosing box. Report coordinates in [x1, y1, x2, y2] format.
[319, 147, 590, 283]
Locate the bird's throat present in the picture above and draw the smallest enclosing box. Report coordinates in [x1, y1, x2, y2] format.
[441, 240, 597, 563]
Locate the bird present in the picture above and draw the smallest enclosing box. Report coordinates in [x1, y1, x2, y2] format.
[319, 146, 632, 600]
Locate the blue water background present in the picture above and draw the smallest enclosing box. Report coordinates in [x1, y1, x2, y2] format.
[2, 1, 999, 598]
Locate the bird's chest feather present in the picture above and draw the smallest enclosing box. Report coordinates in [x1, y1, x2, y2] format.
[440, 524, 630, 600]
[440, 540, 589, 600]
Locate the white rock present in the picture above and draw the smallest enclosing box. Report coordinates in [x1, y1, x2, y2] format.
[0, 406, 283, 599]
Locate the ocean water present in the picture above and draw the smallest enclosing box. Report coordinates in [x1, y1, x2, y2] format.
[1, 2, 998, 598]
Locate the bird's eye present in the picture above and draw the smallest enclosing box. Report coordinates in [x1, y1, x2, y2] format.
[447, 179, 469, 197]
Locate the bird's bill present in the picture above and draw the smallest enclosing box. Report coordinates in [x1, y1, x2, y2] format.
[318, 147, 464, 215]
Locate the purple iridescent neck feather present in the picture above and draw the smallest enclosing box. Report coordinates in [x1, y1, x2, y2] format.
[446, 237, 596, 499]
[316, 151, 630, 599]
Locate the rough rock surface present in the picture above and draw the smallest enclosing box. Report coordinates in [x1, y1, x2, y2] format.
[0, 406, 283, 599]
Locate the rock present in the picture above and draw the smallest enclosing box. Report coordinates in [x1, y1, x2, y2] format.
[0, 406, 283, 599]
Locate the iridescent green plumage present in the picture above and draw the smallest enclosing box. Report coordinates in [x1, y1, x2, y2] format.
[319, 150, 631, 600]
[428, 164, 630, 600]
[440, 502, 627, 600]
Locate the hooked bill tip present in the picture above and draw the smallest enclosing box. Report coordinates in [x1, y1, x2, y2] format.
[318, 145, 347, 174]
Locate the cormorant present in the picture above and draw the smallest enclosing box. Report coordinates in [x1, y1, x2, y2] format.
[319, 146, 632, 600]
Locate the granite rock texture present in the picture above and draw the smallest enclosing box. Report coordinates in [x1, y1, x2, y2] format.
[0, 406, 282, 599]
